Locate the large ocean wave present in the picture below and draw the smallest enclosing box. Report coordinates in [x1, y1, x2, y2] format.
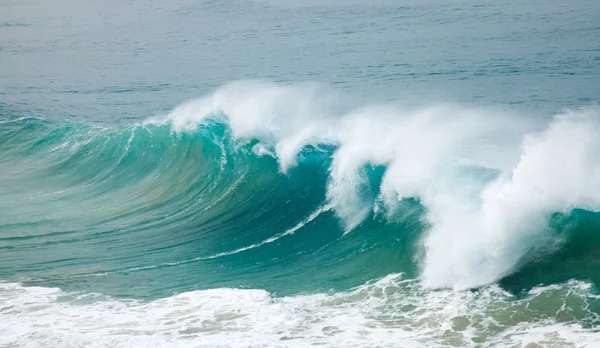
[2, 81, 600, 346]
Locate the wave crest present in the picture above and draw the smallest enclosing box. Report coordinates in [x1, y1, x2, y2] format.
[163, 81, 600, 289]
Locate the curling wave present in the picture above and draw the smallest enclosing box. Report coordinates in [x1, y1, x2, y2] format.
[2, 82, 600, 295]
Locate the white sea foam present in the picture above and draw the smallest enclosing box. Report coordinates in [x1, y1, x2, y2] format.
[1, 277, 598, 348]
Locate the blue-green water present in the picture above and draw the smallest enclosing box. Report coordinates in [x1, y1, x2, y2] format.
[1, 0, 600, 347]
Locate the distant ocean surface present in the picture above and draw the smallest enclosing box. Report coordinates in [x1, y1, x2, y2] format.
[1, 0, 600, 347]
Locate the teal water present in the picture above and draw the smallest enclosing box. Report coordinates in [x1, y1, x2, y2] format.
[1, 0, 600, 347]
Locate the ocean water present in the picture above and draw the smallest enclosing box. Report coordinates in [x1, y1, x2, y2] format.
[1, 0, 600, 347]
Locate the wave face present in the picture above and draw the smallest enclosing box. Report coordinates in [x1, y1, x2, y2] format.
[2, 82, 600, 346]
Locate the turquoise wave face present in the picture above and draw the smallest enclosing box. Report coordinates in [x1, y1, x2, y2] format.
[0, 116, 424, 298]
[3, 113, 600, 301]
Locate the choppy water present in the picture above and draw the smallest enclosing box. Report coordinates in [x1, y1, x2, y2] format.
[1, 0, 600, 347]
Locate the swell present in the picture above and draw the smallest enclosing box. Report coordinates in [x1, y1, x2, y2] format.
[1, 82, 600, 297]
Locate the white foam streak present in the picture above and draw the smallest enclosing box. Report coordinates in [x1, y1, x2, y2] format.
[61, 203, 334, 279]
[203, 203, 333, 259]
